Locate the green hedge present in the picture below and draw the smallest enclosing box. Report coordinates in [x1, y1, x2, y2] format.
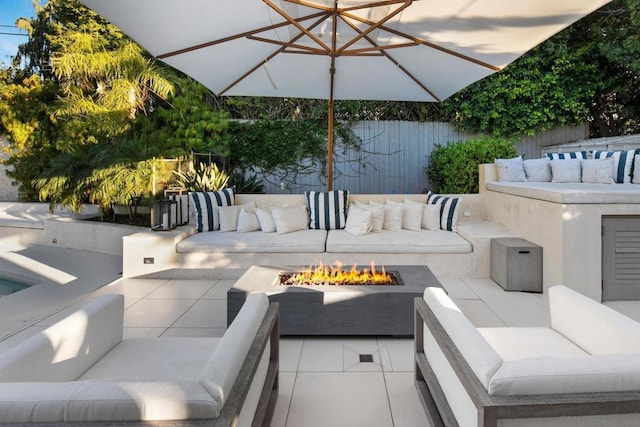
[427, 136, 517, 194]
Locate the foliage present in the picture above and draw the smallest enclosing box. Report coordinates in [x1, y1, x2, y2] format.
[445, 0, 640, 137]
[427, 136, 517, 194]
[32, 140, 159, 212]
[134, 76, 230, 157]
[227, 119, 328, 178]
[173, 163, 230, 192]
[229, 173, 265, 194]
[0, 73, 60, 200]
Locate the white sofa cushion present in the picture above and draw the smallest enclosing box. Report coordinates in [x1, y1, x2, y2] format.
[495, 156, 527, 182]
[423, 288, 503, 389]
[271, 205, 309, 234]
[489, 354, 640, 396]
[199, 293, 269, 408]
[549, 285, 640, 355]
[79, 338, 220, 381]
[0, 294, 123, 382]
[581, 158, 616, 184]
[0, 380, 218, 423]
[478, 327, 588, 361]
[326, 229, 471, 254]
[344, 203, 372, 236]
[550, 158, 582, 183]
[523, 158, 552, 182]
[387, 199, 423, 231]
[176, 229, 327, 253]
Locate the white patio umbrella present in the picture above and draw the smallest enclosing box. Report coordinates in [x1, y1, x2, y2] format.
[81, 0, 610, 190]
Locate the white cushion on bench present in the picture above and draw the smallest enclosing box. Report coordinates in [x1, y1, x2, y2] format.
[79, 338, 219, 381]
[0, 294, 123, 382]
[423, 288, 502, 388]
[326, 229, 472, 253]
[177, 229, 327, 253]
[550, 285, 640, 355]
[479, 327, 588, 361]
[489, 355, 640, 396]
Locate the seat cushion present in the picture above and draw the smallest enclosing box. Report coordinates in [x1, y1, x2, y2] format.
[326, 229, 471, 253]
[478, 327, 588, 361]
[0, 380, 217, 422]
[176, 229, 327, 253]
[79, 338, 220, 381]
[489, 354, 640, 396]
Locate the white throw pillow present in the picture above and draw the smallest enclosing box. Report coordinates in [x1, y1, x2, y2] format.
[422, 204, 441, 230]
[370, 201, 402, 232]
[523, 158, 552, 182]
[550, 159, 582, 183]
[354, 202, 384, 233]
[218, 205, 242, 232]
[581, 158, 615, 184]
[405, 199, 440, 230]
[255, 208, 276, 233]
[633, 154, 640, 184]
[593, 150, 636, 183]
[236, 207, 261, 232]
[344, 204, 373, 236]
[271, 205, 309, 235]
[387, 199, 422, 231]
[495, 156, 527, 182]
[218, 202, 256, 232]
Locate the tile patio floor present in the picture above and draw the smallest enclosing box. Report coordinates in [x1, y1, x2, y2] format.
[1, 244, 639, 426]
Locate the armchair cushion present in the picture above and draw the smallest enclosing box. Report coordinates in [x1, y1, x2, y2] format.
[0, 294, 123, 382]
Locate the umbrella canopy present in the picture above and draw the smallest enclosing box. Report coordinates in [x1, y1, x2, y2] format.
[81, 0, 610, 189]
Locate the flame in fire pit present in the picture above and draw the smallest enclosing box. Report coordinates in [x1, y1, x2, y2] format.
[279, 262, 398, 286]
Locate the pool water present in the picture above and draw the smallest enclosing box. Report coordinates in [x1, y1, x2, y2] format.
[0, 276, 31, 296]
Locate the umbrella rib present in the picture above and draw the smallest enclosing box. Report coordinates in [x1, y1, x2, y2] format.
[218, 13, 329, 96]
[247, 35, 328, 54]
[342, 12, 501, 71]
[157, 10, 326, 59]
[264, 0, 332, 53]
[341, 17, 441, 101]
[337, 0, 412, 54]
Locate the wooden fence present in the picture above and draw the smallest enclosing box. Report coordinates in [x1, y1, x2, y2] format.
[255, 121, 588, 194]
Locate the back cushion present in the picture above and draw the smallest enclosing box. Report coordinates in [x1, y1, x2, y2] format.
[199, 293, 269, 406]
[423, 288, 502, 388]
[549, 285, 640, 354]
[0, 294, 124, 382]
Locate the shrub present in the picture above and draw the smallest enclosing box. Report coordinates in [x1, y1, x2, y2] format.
[173, 163, 230, 192]
[427, 135, 517, 193]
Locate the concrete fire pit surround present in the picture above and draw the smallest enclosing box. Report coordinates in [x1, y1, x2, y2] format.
[227, 264, 443, 336]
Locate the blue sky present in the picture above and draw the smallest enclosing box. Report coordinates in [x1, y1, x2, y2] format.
[0, 0, 37, 66]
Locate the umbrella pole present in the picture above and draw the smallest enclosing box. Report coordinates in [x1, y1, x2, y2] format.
[327, 58, 335, 192]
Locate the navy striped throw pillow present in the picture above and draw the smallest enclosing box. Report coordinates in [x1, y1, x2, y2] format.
[189, 188, 234, 232]
[545, 151, 588, 160]
[426, 191, 460, 232]
[305, 190, 349, 230]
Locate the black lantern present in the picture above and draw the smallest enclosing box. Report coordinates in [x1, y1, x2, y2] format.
[164, 187, 190, 226]
[151, 198, 177, 231]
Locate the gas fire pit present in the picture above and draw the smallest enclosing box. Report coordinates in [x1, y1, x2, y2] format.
[227, 264, 443, 336]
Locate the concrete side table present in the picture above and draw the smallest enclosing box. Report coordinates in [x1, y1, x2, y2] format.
[491, 238, 542, 292]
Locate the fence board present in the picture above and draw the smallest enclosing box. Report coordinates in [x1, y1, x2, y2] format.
[257, 121, 584, 194]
